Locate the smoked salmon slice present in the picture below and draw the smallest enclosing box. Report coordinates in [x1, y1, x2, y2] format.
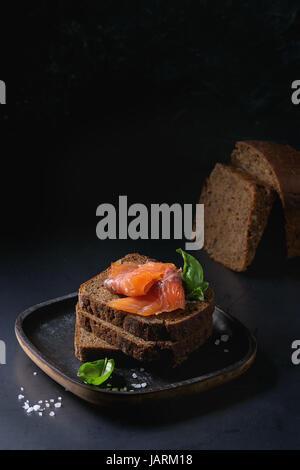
[107, 266, 185, 316]
[104, 260, 176, 297]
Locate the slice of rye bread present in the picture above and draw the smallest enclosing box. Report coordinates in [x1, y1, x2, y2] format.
[74, 322, 125, 362]
[199, 163, 275, 271]
[78, 253, 215, 342]
[76, 305, 213, 366]
[231, 141, 300, 259]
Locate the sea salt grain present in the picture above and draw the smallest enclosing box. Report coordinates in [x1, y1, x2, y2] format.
[132, 373, 137, 379]
[58, 397, 62, 401]
[141, 383, 147, 388]
[132, 383, 141, 389]
[54, 402, 61, 408]
[33, 372, 37, 376]
[38, 400, 43, 404]
[27, 407, 34, 413]
[50, 399, 54, 403]
[49, 412, 55, 417]
[46, 403, 50, 408]
[221, 334, 229, 343]
[224, 349, 229, 353]
[23, 403, 29, 410]
[20, 387, 24, 392]
[39, 413, 43, 417]
[215, 339, 220, 345]
[18, 394, 24, 400]
[33, 405, 40, 411]
[140, 368, 145, 372]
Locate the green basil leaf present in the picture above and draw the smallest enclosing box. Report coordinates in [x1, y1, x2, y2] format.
[176, 248, 209, 301]
[77, 358, 115, 386]
[186, 287, 205, 301]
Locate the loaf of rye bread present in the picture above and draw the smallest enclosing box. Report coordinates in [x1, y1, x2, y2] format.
[200, 163, 275, 271]
[78, 253, 215, 342]
[74, 322, 125, 362]
[76, 305, 213, 366]
[231, 141, 300, 259]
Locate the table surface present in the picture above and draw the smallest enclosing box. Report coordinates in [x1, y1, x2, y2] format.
[1, 229, 300, 451]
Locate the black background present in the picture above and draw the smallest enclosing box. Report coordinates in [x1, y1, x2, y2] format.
[2, 0, 300, 240]
[1, 0, 300, 451]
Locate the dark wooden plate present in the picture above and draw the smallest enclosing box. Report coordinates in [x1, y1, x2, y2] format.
[15, 293, 257, 406]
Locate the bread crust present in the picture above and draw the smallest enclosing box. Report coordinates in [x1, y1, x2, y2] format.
[76, 306, 213, 366]
[200, 164, 274, 271]
[233, 141, 300, 258]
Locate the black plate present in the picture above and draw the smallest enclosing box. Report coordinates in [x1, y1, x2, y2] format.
[15, 293, 257, 405]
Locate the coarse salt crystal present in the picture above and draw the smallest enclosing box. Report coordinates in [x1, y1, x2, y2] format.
[54, 402, 61, 408]
[141, 383, 147, 388]
[23, 403, 29, 410]
[18, 394, 24, 400]
[132, 373, 137, 378]
[33, 405, 40, 411]
[140, 368, 145, 372]
[224, 349, 229, 353]
[50, 399, 54, 403]
[38, 400, 43, 404]
[221, 334, 229, 343]
[33, 372, 37, 376]
[39, 412, 43, 416]
[132, 384, 141, 389]
[58, 397, 62, 401]
[49, 411, 55, 417]
[46, 403, 50, 408]
[27, 407, 34, 413]
[215, 339, 220, 345]
[20, 387, 24, 392]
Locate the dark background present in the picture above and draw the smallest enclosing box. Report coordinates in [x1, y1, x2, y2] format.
[2, 0, 300, 240]
[1, 0, 300, 450]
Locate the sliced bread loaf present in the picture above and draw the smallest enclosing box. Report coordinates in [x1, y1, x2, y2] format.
[76, 305, 213, 366]
[231, 140, 300, 258]
[200, 163, 275, 271]
[74, 323, 124, 362]
[78, 253, 215, 342]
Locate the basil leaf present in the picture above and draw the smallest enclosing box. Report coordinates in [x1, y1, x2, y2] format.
[187, 287, 205, 301]
[176, 248, 209, 301]
[77, 358, 115, 386]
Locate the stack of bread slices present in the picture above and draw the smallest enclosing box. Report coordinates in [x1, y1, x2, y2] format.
[200, 141, 300, 271]
[75, 254, 215, 366]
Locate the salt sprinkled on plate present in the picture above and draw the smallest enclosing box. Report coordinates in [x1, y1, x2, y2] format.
[221, 334, 229, 343]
